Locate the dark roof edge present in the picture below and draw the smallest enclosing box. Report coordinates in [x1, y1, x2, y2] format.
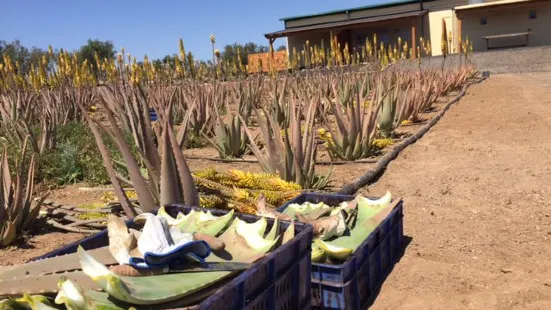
[267, 9, 427, 38]
[279, 0, 424, 21]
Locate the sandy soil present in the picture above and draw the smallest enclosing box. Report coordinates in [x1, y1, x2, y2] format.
[0, 229, 85, 266]
[367, 72, 551, 309]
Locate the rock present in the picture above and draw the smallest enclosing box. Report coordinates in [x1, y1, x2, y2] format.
[500, 268, 513, 274]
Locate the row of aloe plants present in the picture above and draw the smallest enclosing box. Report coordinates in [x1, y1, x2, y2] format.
[0, 34, 477, 247]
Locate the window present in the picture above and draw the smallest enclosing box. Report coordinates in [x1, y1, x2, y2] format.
[529, 10, 537, 19]
[480, 16, 487, 25]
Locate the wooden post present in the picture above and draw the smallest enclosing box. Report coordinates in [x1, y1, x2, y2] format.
[411, 22, 417, 59]
[268, 37, 275, 73]
[269, 38, 275, 58]
[457, 17, 462, 52]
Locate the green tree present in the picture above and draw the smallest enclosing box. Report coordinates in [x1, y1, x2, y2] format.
[220, 42, 270, 66]
[0, 39, 48, 74]
[78, 39, 116, 72]
[276, 45, 287, 51]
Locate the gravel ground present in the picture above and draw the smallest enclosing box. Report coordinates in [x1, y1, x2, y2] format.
[421, 46, 551, 74]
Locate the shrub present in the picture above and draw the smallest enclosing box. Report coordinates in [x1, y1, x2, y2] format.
[37, 122, 134, 186]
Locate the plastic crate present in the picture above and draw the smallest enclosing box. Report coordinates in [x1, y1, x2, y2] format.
[277, 193, 404, 310]
[34, 205, 313, 310]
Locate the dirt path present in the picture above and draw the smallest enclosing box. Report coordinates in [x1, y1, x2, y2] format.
[365, 72, 551, 309]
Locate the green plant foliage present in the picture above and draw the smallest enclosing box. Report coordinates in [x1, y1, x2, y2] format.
[36, 122, 136, 186]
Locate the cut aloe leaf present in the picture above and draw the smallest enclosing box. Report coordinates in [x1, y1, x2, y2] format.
[325, 192, 395, 252]
[315, 239, 353, 261]
[265, 218, 278, 241]
[78, 246, 232, 305]
[179, 210, 234, 236]
[156, 206, 185, 226]
[311, 243, 326, 263]
[234, 219, 278, 253]
[55, 278, 90, 310]
[55, 278, 134, 310]
[12, 294, 57, 310]
[357, 191, 392, 211]
[78, 214, 279, 305]
[282, 221, 294, 245]
[241, 217, 268, 236]
[283, 201, 331, 221]
[315, 210, 348, 241]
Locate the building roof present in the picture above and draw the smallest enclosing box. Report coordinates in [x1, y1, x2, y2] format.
[266, 10, 428, 39]
[455, 0, 545, 11]
[279, 0, 420, 21]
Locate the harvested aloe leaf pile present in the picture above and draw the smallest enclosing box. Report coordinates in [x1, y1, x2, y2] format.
[267, 191, 396, 264]
[0, 206, 295, 309]
[193, 169, 303, 213]
[81, 169, 302, 219]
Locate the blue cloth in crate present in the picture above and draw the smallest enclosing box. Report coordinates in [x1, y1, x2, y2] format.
[129, 240, 211, 269]
[121, 213, 212, 269]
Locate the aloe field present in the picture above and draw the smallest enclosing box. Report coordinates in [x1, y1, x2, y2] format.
[0, 30, 488, 309]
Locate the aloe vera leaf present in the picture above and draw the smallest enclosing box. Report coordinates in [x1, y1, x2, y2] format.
[78, 246, 232, 305]
[14, 294, 56, 310]
[54, 278, 89, 310]
[283, 202, 331, 221]
[0, 221, 16, 247]
[166, 119, 199, 208]
[107, 215, 138, 265]
[233, 218, 278, 253]
[327, 192, 395, 251]
[0, 298, 16, 309]
[84, 278, 232, 310]
[156, 207, 184, 226]
[77, 103, 137, 218]
[0, 271, 100, 296]
[55, 278, 127, 310]
[79, 215, 279, 306]
[311, 243, 326, 263]
[98, 107, 158, 213]
[310, 211, 348, 241]
[315, 239, 353, 261]
[0, 247, 116, 280]
[282, 221, 294, 245]
[179, 210, 234, 236]
[212, 218, 277, 261]
[242, 217, 267, 236]
[159, 122, 183, 206]
[265, 218, 278, 241]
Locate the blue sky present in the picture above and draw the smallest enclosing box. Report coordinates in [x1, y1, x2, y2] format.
[1, 0, 378, 61]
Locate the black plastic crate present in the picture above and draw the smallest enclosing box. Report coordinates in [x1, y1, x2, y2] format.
[277, 193, 404, 310]
[35, 205, 313, 310]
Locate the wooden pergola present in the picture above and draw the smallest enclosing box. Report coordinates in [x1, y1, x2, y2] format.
[265, 10, 428, 59]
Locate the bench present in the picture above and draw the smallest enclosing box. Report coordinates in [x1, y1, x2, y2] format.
[483, 32, 530, 50]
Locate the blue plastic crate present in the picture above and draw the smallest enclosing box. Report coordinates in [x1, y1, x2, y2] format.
[277, 193, 404, 310]
[34, 205, 313, 310]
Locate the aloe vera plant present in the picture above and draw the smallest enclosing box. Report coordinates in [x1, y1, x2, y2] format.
[205, 103, 249, 159]
[79, 96, 199, 217]
[232, 78, 263, 124]
[177, 82, 221, 136]
[269, 79, 290, 127]
[0, 137, 46, 247]
[322, 75, 380, 161]
[241, 91, 330, 189]
[377, 73, 410, 137]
